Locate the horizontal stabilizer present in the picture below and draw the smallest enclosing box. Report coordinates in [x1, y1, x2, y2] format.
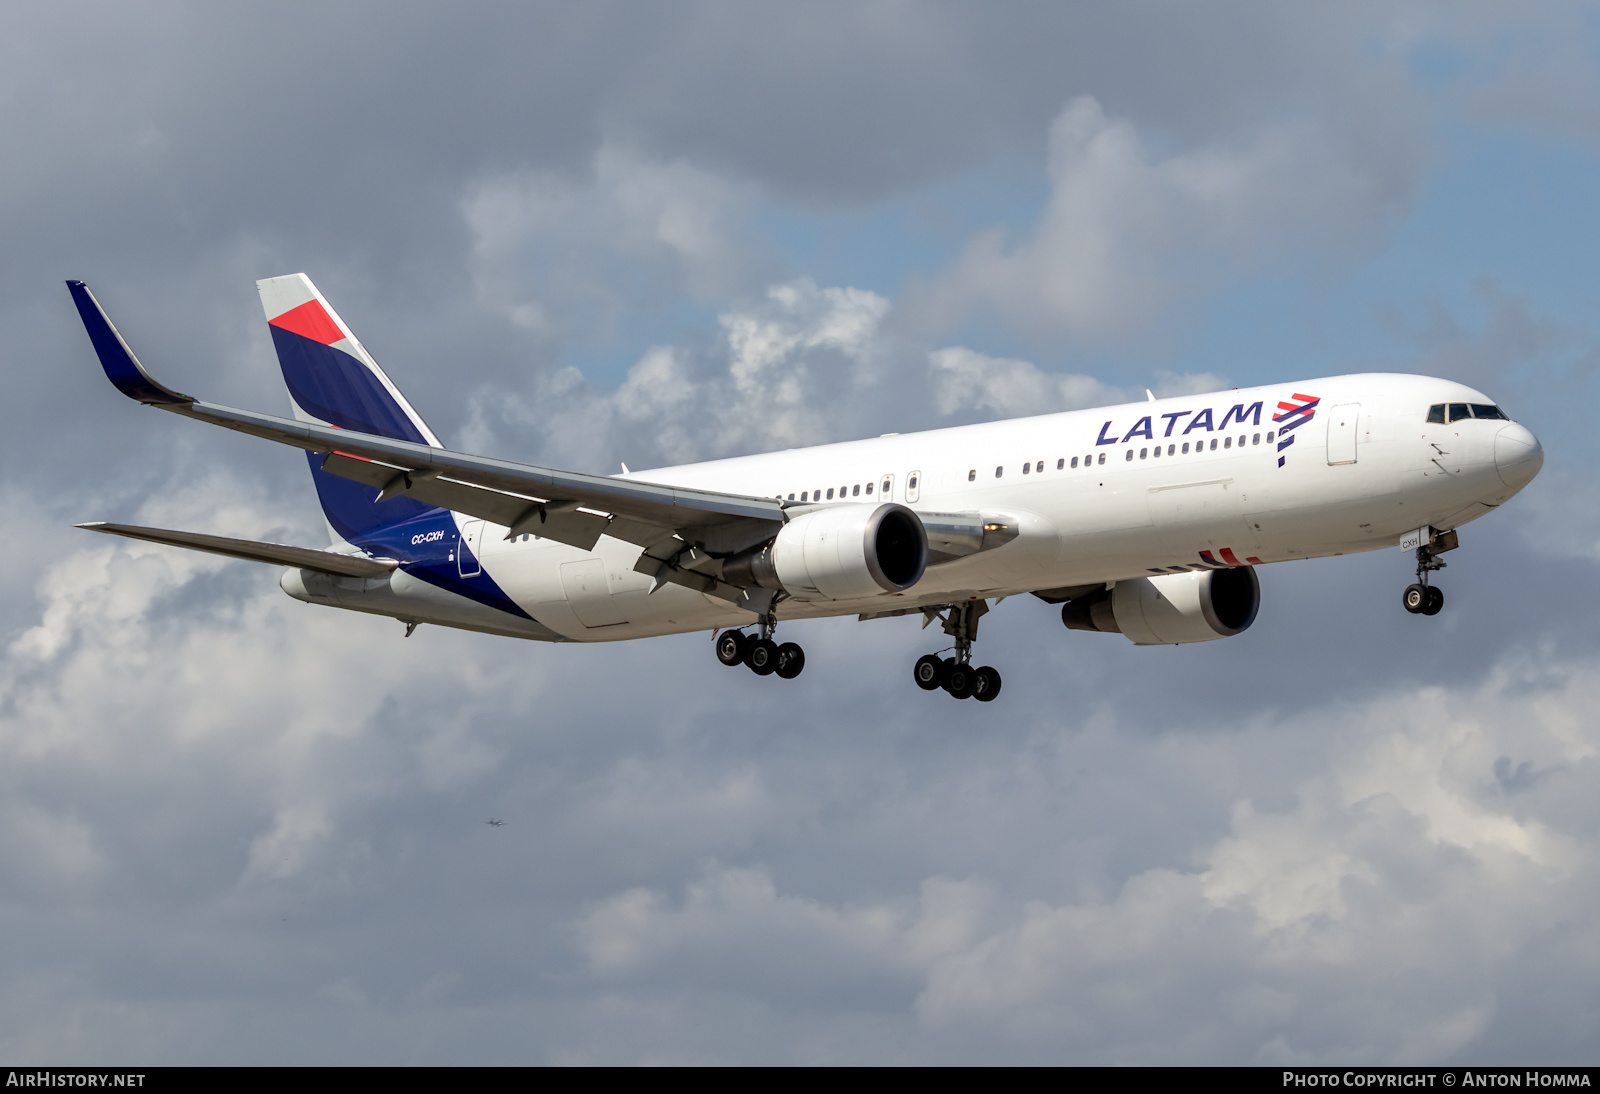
[77, 522, 398, 578]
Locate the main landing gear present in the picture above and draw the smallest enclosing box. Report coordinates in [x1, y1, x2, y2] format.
[1402, 529, 1458, 617]
[913, 600, 1001, 702]
[715, 617, 805, 680]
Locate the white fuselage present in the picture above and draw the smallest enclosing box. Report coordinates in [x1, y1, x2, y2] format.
[287, 373, 1543, 642]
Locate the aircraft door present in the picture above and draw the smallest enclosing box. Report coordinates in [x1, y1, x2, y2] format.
[560, 558, 628, 628]
[880, 474, 894, 501]
[458, 519, 485, 577]
[906, 471, 921, 503]
[1327, 404, 1361, 465]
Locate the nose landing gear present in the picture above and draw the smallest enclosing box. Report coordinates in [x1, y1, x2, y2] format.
[714, 616, 805, 680]
[912, 601, 1002, 702]
[1402, 529, 1456, 616]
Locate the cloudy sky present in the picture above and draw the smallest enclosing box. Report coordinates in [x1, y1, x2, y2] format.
[3, 1, 1599, 1064]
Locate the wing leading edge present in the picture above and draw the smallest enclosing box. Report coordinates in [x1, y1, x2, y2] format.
[67, 281, 786, 561]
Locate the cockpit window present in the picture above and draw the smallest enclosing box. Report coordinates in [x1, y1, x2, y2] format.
[1427, 404, 1446, 424]
[1448, 403, 1471, 422]
[1471, 404, 1509, 420]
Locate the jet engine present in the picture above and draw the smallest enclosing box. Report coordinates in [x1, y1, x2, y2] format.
[723, 503, 927, 601]
[1060, 567, 1259, 645]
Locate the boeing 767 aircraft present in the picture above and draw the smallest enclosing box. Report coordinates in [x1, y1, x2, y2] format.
[67, 275, 1543, 702]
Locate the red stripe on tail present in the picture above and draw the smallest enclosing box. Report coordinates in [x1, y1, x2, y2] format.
[269, 299, 345, 345]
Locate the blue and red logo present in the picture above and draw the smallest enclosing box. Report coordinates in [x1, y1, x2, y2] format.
[1272, 393, 1319, 468]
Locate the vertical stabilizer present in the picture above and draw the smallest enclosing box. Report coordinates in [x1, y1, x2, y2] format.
[257, 274, 443, 544]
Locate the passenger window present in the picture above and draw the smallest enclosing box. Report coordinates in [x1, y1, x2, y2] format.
[1097, 452, 1105, 465]
[1471, 404, 1508, 420]
[1140, 448, 1148, 459]
[826, 488, 834, 500]
[1071, 457, 1078, 468]
[787, 493, 795, 501]
[1182, 442, 1189, 454]
[1427, 404, 1446, 424]
[967, 469, 975, 482]
[1252, 433, 1260, 445]
[1036, 461, 1044, 473]
[866, 482, 873, 494]
[908, 474, 918, 490]
[853, 484, 860, 496]
[1265, 432, 1274, 443]
[1125, 450, 1134, 461]
[1449, 403, 1470, 422]
[1057, 458, 1065, 470]
[1022, 462, 1030, 475]
[801, 491, 808, 502]
[994, 466, 1003, 478]
[1209, 438, 1218, 450]
[881, 476, 892, 496]
[1224, 437, 1232, 449]
[1151, 445, 1161, 458]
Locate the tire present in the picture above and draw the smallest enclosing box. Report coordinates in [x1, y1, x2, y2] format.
[1402, 584, 1428, 614]
[776, 642, 806, 679]
[715, 630, 749, 667]
[1423, 586, 1444, 616]
[747, 638, 779, 676]
[972, 666, 1002, 702]
[945, 663, 975, 700]
[913, 654, 946, 691]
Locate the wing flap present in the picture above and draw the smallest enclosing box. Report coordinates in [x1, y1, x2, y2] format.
[78, 522, 397, 578]
[319, 453, 610, 551]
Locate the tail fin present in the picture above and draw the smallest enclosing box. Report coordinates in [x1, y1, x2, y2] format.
[257, 274, 444, 544]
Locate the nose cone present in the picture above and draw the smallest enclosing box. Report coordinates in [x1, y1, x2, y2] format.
[1494, 423, 1544, 490]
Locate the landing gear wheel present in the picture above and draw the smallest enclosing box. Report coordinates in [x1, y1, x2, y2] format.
[913, 654, 946, 691]
[775, 642, 806, 679]
[746, 638, 779, 676]
[944, 663, 975, 700]
[1422, 586, 1444, 616]
[971, 666, 1002, 702]
[1403, 584, 1428, 614]
[716, 630, 749, 666]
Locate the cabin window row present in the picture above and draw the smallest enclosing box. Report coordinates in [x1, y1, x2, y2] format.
[782, 477, 891, 503]
[964, 431, 1278, 479]
[781, 430, 1283, 501]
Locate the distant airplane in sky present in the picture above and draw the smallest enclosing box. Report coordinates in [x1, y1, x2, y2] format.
[68, 276, 1542, 702]
[485, 819, 504, 827]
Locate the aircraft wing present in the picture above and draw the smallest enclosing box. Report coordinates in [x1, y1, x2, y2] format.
[77, 522, 398, 578]
[68, 281, 785, 557]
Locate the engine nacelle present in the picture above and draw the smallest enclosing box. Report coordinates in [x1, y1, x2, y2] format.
[1061, 568, 1259, 645]
[724, 503, 927, 601]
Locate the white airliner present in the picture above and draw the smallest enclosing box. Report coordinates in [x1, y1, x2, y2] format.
[67, 275, 1543, 701]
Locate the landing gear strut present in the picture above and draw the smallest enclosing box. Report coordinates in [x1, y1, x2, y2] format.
[1403, 530, 1456, 617]
[913, 600, 1001, 702]
[715, 614, 805, 680]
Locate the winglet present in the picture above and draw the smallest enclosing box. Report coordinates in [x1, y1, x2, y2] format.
[65, 281, 192, 405]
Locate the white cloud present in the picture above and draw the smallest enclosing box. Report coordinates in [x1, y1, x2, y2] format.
[927, 346, 1225, 419]
[464, 278, 893, 469]
[567, 650, 1600, 1063]
[910, 96, 1413, 340]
